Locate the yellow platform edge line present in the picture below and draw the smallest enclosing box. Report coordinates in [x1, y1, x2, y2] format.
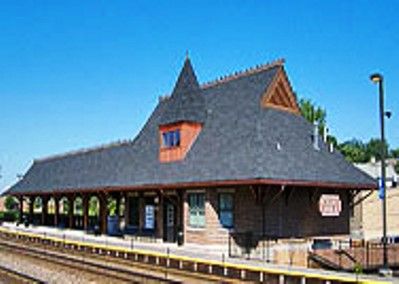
[0, 227, 390, 284]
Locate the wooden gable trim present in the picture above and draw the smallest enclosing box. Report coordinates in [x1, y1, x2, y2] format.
[261, 67, 300, 115]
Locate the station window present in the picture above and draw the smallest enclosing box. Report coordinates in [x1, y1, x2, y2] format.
[162, 129, 181, 148]
[188, 193, 205, 228]
[218, 193, 234, 228]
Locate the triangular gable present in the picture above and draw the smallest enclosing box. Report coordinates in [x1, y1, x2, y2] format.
[261, 67, 300, 115]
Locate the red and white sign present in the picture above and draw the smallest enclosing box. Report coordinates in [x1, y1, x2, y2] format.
[319, 194, 342, 217]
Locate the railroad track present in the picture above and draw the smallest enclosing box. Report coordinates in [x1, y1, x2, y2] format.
[0, 236, 236, 283]
[0, 264, 44, 283]
[0, 239, 179, 283]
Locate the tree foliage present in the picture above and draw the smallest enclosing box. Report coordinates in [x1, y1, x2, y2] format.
[298, 97, 397, 164]
[5, 196, 18, 211]
[391, 148, 399, 159]
[337, 138, 392, 163]
[338, 139, 369, 163]
[61, 198, 69, 214]
[34, 198, 42, 210]
[298, 98, 338, 146]
[366, 138, 389, 161]
[299, 98, 326, 135]
[89, 197, 99, 216]
[74, 198, 82, 215]
[108, 198, 116, 216]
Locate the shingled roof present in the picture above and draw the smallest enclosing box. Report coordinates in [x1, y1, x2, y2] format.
[159, 57, 206, 125]
[6, 58, 376, 195]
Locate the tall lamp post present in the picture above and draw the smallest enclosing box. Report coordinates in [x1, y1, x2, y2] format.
[370, 73, 390, 273]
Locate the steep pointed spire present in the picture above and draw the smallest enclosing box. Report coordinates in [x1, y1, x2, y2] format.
[171, 56, 200, 96]
[159, 56, 205, 125]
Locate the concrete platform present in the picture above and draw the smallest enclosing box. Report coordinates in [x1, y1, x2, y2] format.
[1, 222, 396, 283]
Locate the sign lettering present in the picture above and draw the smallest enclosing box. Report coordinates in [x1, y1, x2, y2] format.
[319, 194, 342, 217]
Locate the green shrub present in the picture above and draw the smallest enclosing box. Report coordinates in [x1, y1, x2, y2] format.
[5, 196, 18, 211]
[354, 262, 363, 275]
[0, 210, 19, 222]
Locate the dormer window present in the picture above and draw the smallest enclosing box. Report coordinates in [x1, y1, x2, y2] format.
[162, 130, 181, 148]
[159, 122, 202, 163]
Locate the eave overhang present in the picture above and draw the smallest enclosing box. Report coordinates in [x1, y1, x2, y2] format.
[8, 178, 377, 197]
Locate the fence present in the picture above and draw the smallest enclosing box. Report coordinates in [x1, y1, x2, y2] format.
[28, 213, 93, 230]
[310, 239, 399, 271]
[228, 232, 278, 262]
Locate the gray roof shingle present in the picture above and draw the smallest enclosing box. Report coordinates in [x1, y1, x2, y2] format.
[159, 58, 206, 125]
[6, 60, 376, 195]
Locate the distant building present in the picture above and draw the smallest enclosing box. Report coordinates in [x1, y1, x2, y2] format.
[352, 159, 398, 240]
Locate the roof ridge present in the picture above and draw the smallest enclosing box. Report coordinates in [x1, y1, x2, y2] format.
[35, 139, 133, 163]
[201, 58, 285, 89]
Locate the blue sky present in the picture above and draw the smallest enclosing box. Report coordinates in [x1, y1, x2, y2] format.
[0, 1, 398, 192]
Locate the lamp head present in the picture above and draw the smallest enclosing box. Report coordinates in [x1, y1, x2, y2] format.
[370, 73, 383, 84]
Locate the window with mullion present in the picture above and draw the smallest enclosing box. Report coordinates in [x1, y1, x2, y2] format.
[188, 193, 205, 228]
[162, 129, 181, 148]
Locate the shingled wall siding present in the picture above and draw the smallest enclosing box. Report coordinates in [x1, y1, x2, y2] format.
[184, 187, 350, 245]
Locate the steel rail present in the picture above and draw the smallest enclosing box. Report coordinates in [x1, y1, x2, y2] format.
[0, 239, 178, 283]
[0, 264, 44, 284]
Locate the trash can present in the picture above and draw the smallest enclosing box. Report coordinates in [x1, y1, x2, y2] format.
[107, 215, 120, 236]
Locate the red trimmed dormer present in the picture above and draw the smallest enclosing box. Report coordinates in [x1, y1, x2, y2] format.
[158, 56, 205, 163]
[159, 122, 202, 163]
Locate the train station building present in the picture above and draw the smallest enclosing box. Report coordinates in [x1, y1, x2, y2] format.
[5, 57, 376, 247]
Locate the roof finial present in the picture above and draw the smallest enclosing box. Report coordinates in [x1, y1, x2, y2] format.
[185, 50, 189, 60]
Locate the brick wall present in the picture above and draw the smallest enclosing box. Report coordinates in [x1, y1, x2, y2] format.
[184, 186, 350, 245]
[184, 189, 230, 245]
[359, 187, 399, 240]
[350, 192, 363, 238]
